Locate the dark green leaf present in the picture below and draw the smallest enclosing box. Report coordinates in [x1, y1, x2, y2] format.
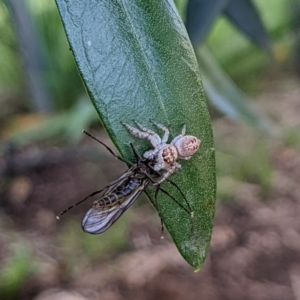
[185, 0, 272, 53]
[224, 0, 272, 53]
[186, 0, 228, 46]
[55, 0, 216, 269]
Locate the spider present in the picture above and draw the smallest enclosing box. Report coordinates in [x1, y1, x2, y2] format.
[122, 121, 201, 185]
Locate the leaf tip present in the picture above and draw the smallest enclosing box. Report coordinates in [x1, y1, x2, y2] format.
[194, 266, 201, 273]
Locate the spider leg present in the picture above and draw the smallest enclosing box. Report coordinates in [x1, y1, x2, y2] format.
[122, 122, 161, 148]
[143, 149, 155, 159]
[133, 121, 162, 147]
[179, 156, 192, 161]
[181, 124, 186, 135]
[170, 124, 186, 144]
[150, 120, 170, 144]
[154, 163, 181, 185]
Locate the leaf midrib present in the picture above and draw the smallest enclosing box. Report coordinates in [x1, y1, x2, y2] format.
[120, 0, 169, 122]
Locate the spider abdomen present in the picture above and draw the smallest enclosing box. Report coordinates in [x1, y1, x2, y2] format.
[174, 136, 201, 158]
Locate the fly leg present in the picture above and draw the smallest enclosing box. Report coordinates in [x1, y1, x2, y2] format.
[141, 170, 190, 216]
[154, 184, 165, 238]
[164, 179, 193, 216]
[83, 130, 133, 166]
[160, 218, 164, 239]
[56, 188, 105, 219]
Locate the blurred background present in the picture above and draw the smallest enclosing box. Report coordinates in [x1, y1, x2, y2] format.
[0, 0, 300, 299]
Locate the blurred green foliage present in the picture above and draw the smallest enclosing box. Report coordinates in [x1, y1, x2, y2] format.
[215, 125, 274, 202]
[282, 128, 300, 149]
[0, 0, 296, 146]
[0, 0, 294, 113]
[0, 2, 22, 89]
[207, 0, 292, 88]
[0, 0, 84, 111]
[0, 241, 35, 299]
[25, 0, 85, 110]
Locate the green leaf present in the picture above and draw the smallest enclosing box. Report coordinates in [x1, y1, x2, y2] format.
[224, 0, 272, 53]
[196, 46, 273, 132]
[185, 0, 272, 53]
[5, 100, 98, 146]
[55, 0, 216, 269]
[186, 0, 228, 46]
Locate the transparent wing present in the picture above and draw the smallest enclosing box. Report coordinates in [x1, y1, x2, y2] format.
[81, 183, 147, 234]
[103, 168, 133, 195]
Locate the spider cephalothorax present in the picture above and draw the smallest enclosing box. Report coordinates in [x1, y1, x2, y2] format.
[123, 121, 201, 185]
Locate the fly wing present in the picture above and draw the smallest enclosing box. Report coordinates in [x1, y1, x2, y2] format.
[103, 168, 133, 195]
[82, 182, 147, 234]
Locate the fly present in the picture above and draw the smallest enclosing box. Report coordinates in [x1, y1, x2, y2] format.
[56, 130, 192, 234]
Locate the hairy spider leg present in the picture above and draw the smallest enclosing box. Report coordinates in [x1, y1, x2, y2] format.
[170, 124, 187, 144]
[154, 162, 181, 186]
[150, 120, 170, 144]
[122, 122, 161, 148]
[133, 121, 156, 135]
[181, 124, 186, 135]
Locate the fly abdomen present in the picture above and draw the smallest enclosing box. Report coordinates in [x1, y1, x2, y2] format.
[93, 177, 145, 208]
[123, 177, 144, 194]
[96, 193, 123, 207]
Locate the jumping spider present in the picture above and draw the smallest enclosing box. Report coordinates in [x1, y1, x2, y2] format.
[122, 121, 201, 185]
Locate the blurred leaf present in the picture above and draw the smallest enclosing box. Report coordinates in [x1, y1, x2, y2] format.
[196, 46, 273, 132]
[4, 113, 67, 146]
[224, 0, 272, 53]
[4, 99, 98, 146]
[64, 97, 98, 142]
[186, 0, 228, 46]
[55, 0, 216, 268]
[4, 0, 53, 111]
[185, 0, 272, 53]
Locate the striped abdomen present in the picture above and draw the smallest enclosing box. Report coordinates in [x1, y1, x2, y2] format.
[93, 177, 147, 208]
